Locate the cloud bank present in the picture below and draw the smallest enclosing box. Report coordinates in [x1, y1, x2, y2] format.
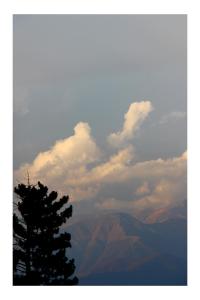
[15, 101, 186, 216]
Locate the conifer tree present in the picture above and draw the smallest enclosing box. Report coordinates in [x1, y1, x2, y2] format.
[13, 181, 78, 285]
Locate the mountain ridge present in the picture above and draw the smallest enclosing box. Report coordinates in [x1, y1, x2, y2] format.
[66, 210, 187, 285]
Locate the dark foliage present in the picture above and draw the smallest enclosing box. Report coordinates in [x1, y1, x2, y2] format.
[13, 181, 78, 285]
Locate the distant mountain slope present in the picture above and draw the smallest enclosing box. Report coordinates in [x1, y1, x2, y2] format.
[66, 211, 187, 285]
[144, 202, 187, 224]
[80, 254, 187, 286]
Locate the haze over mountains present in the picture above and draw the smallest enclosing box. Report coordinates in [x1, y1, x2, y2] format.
[66, 204, 187, 285]
[140, 200, 187, 223]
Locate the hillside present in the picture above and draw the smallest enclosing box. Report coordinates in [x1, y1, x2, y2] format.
[66, 211, 187, 285]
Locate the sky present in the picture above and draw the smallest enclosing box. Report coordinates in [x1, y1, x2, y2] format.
[13, 15, 187, 217]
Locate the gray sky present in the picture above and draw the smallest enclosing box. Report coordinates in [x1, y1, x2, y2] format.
[13, 15, 187, 216]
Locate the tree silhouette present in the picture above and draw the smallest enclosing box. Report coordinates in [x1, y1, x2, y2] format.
[13, 181, 78, 285]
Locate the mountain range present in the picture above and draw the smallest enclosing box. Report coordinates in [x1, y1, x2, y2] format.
[66, 209, 187, 285]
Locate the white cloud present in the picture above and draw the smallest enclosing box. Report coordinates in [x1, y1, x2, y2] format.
[61, 145, 135, 201]
[14, 122, 101, 196]
[135, 181, 150, 196]
[93, 150, 187, 215]
[14, 105, 186, 215]
[160, 111, 186, 124]
[132, 177, 186, 215]
[108, 101, 153, 147]
[69, 145, 135, 186]
[121, 150, 187, 182]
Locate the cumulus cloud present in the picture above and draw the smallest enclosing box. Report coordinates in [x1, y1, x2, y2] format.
[68, 145, 135, 187]
[93, 150, 187, 215]
[15, 122, 101, 196]
[135, 181, 150, 196]
[131, 177, 186, 215]
[160, 111, 186, 124]
[108, 101, 153, 147]
[14, 103, 187, 216]
[59, 145, 135, 201]
[16, 137, 186, 213]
